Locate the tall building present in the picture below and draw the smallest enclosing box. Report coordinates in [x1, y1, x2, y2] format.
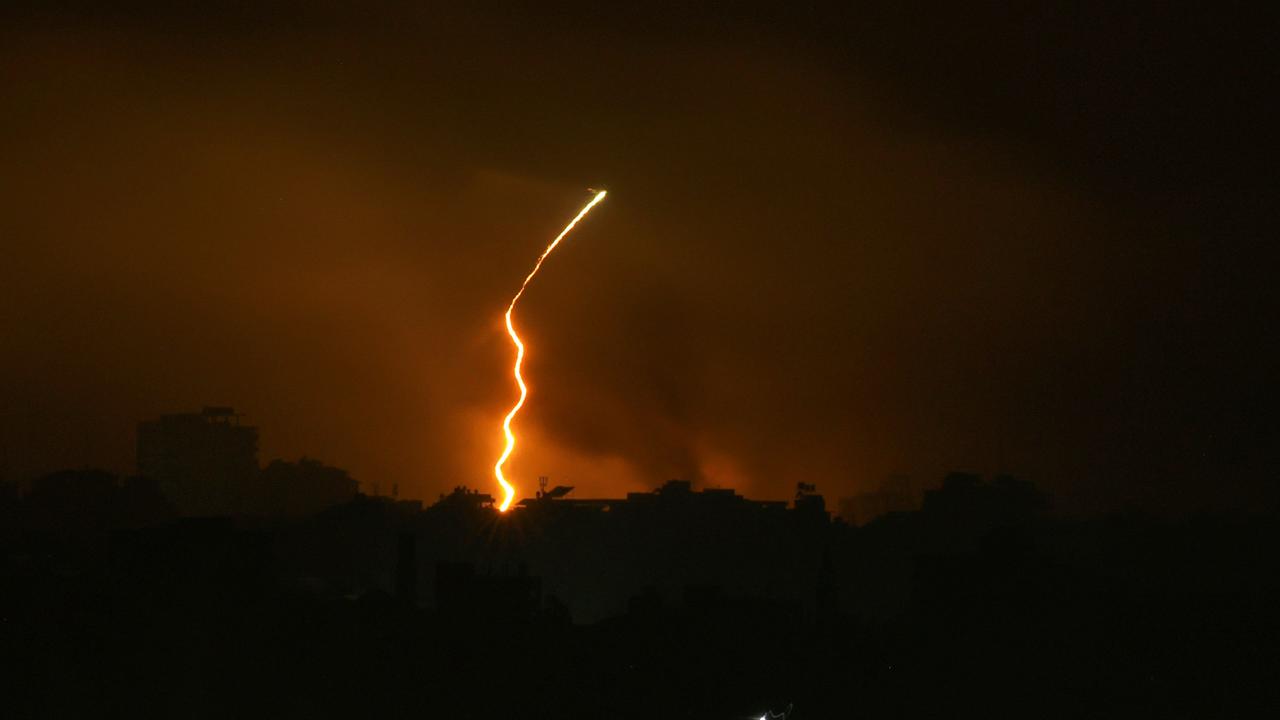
[137, 406, 259, 516]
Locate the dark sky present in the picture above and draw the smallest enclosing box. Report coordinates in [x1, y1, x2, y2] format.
[1, 2, 1273, 513]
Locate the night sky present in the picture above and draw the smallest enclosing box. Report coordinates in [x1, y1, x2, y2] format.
[1, 2, 1273, 513]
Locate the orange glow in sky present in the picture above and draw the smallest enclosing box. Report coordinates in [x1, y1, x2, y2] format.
[494, 190, 608, 511]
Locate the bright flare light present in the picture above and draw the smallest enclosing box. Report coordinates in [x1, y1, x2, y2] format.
[493, 190, 608, 512]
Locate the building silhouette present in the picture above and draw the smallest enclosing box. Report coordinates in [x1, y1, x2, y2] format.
[260, 457, 358, 517]
[838, 474, 916, 525]
[137, 406, 259, 516]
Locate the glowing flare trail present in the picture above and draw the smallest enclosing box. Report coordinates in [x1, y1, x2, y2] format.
[494, 190, 608, 511]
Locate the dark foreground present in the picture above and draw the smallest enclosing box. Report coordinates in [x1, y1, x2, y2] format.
[4, 475, 1279, 718]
